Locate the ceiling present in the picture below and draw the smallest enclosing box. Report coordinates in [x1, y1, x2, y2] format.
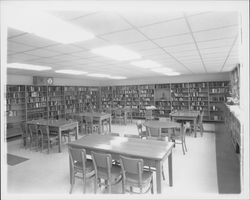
[7, 10, 240, 80]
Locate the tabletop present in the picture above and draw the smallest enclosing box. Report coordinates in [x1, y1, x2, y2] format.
[73, 112, 111, 118]
[144, 120, 181, 129]
[26, 119, 77, 126]
[170, 110, 200, 117]
[68, 134, 174, 161]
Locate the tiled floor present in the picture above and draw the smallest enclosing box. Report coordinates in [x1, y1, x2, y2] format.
[4, 122, 218, 197]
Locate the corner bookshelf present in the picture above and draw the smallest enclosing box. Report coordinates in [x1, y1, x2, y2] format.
[139, 84, 155, 118]
[26, 85, 47, 121]
[208, 81, 229, 121]
[189, 82, 209, 121]
[155, 84, 171, 117]
[6, 85, 26, 138]
[47, 86, 65, 119]
[171, 83, 189, 110]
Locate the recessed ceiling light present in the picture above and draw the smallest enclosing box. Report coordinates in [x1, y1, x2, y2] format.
[108, 76, 127, 80]
[7, 9, 95, 44]
[151, 67, 173, 73]
[7, 63, 51, 71]
[87, 73, 110, 78]
[131, 60, 161, 69]
[164, 72, 181, 76]
[55, 70, 87, 75]
[91, 45, 141, 61]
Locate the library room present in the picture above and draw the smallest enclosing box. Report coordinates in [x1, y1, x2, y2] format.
[1, 1, 249, 200]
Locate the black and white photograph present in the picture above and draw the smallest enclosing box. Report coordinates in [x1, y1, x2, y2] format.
[1, 0, 249, 200]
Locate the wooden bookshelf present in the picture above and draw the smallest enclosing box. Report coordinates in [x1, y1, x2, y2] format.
[6, 85, 26, 138]
[47, 86, 65, 119]
[112, 86, 126, 108]
[208, 81, 229, 121]
[26, 85, 47, 121]
[171, 83, 189, 110]
[77, 86, 88, 113]
[64, 86, 78, 115]
[139, 84, 155, 118]
[88, 87, 100, 111]
[125, 85, 140, 118]
[100, 86, 113, 111]
[189, 82, 209, 121]
[155, 84, 171, 117]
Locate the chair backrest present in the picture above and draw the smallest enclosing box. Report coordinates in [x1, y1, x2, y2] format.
[136, 120, 143, 133]
[28, 124, 37, 137]
[91, 151, 112, 179]
[124, 134, 140, 139]
[146, 126, 160, 138]
[68, 147, 87, 170]
[120, 155, 143, 185]
[145, 110, 152, 119]
[38, 124, 49, 139]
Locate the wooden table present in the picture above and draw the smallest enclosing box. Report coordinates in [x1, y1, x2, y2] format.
[68, 134, 174, 194]
[144, 120, 182, 139]
[72, 112, 112, 134]
[26, 119, 78, 153]
[170, 110, 200, 137]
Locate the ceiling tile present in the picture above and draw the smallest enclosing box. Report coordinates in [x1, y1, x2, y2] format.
[153, 34, 193, 47]
[164, 43, 197, 53]
[50, 11, 97, 20]
[139, 18, 189, 39]
[71, 51, 97, 59]
[124, 41, 158, 51]
[194, 26, 238, 42]
[197, 38, 234, 49]
[71, 12, 132, 35]
[140, 48, 166, 57]
[74, 38, 110, 50]
[99, 29, 147, 44]
[187, 12, 239, 32]
[8, 28, 26, 38]
[8, 53, 41, 63]
[41, 44, 84, 54]
[25, 49, 62, 58]
[121, 12, 183, 27]
[8, 41, 36, 53]
[200, 47, 230, 55]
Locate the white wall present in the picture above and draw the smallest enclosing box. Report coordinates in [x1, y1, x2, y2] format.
[99, 72, 230, 86]
[7, 72, 230, 86]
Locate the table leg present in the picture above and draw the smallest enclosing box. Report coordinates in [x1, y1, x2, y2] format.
[75, 123, 78, 140]
[194, 119, 197, 137]
[109, 116, 111, 133]
[168, 150, 173, 186]
[99, 119, 102, 134]
[58, 128, 62, 153]
[156, 160, 163, 194]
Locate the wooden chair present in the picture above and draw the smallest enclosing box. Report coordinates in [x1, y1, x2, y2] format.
[145, 109, 154, 121]
[136, 120, 147, 139]
[91, 151, 122, 193]
[28, 124, 39, 151]
[85, 116, 99, 134]
[114, 109, 126, 125]
[170, 125, 188, 155]
[120, 155, 153, 194]
[124, 134, 141, 139]
[197, 111, 204, 137]
[38, 125, 58, 154]
[68, 147, 95, 193]
[20, 122, 29, 148]
[62, 119, 77, 143]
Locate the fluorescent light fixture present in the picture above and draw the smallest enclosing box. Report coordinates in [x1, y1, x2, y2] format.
[131, 60, 161, 69]
[151, 67, 173, 73]
[7, 9, 95, 44]
[164, 72, 181, 76]
[7, 63, 51, 71]
[55, 70, 87, 75]
[87, 73, 110, 78]
[108, 76, 127, 80]
[91, 45, 141, 61]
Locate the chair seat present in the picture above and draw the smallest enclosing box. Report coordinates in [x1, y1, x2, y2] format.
[96, 165, 122, 182]
[125, 171, 153, 187]
[74, 159, 95, 175]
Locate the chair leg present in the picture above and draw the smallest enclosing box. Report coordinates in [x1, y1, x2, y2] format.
[182, 141, 185, 155]
[94, 176, 97, 194]
[150, 178, 154, 194]
[83, 176, 86, 193]
[108, 180, 111, 193]
[162, 166, 165, 181]
[122, 177, 125, 194]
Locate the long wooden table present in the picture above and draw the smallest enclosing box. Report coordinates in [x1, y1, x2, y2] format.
[72, 112, 111, 134]
[68, 134, 174, 194]
[170, 110, 200, 137]
[26, 119, 78, 153]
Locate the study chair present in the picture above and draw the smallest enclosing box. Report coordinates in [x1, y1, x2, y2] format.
[68, 147, 95, 193]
